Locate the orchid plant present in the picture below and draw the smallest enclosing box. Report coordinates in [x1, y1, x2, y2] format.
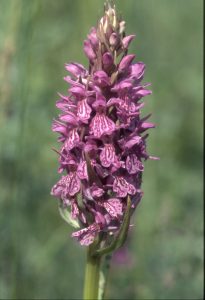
[51, 2, 157, 299]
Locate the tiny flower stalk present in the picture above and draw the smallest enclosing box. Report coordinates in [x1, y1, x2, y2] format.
[51, 1, 157, 299]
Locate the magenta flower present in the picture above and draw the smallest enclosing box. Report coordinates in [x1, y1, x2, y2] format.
[51, 3, 157, 250]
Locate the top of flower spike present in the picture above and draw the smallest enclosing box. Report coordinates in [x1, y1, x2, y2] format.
[101, 1, 125, 35]
[84, 1, 135, 75]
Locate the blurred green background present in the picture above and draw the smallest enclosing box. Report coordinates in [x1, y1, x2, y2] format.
[0, 0, 203, 299]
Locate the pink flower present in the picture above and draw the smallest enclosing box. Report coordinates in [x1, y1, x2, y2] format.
[51, 3, 157, 247]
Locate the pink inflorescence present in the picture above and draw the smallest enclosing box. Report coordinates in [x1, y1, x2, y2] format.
[51, 4, 157, 247]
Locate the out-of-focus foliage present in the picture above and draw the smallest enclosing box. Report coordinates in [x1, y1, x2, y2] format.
[0, 0, 203, 299]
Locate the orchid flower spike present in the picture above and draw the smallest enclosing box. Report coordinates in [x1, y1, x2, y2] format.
[51, 2, 157, 253]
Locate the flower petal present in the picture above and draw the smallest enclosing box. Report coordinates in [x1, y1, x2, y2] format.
[124, 136, 142, 149]
[64, 128, 80, 150]
[129, 62, 145, 80]
[83, 40, 96, 61]
[65, 62, 87, 77]
[52, 120, 68, 136]
[59, 111, 78, 125]
[93, 70, 110, 87]
[90, 184, 104, 198]
[100, 144, 117, 168]
[69, 86, 86, 98]
[103, 198, 123, 218]
[72, 223, 100, 246]
[77, 99, 92, 123]
[90, 113, 115, 138]
[118, 54, 135, 72]
[51, 172, 80, 199]
[77, 160, 88, 180]
[126, 154, 144, 174]
[65, 173, 81, 197]
[113, 176, 136, 197]
[122, 35, 135, 48]
[102, 52, 114, 66]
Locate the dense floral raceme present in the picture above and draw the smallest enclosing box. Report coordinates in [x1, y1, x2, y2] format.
[51, 4, 157, 247]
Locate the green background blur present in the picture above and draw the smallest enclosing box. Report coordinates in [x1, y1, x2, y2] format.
[0, 0, 203, 299]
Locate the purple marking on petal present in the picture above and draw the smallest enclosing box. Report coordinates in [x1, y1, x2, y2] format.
[103, 198, 123, 218]
[90, 184, 104, 198]
[64, 128, 80, 150]
[118, 54, 135, 72]
[77, 99, 92, 123]
[79, 232, 96, 246]
[90, 113, 115, 138]
[126, 154, 144, 174]
[51, 173, 80, 199]
[71, 200, 79, 219]
[72, 223, 100, 246]
[100, 144, 117, 167]
[65, 173, 81, 197]
[113, 176, 137, 197]
[127, 183, 137, 195]
[72, 227, 88, 237]
[77, 160, 88, 180]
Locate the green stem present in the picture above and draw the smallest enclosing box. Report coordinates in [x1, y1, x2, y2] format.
[83, 246, 101, 300]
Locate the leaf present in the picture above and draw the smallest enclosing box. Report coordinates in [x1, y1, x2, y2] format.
[58, 204, 80, 229]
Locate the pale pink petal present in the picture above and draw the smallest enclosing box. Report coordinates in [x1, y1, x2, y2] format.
[64, 128, 80, 150]
[72, 223, 100, 246]
[77, 99, 92, 123]
[77, 160, 88, 180]
[90, 113, 115, 138]
[103, 198, 123, 218]
[113, 176, 136, 198]
[126, 154, 144, 174]
[100, 144, 117, 168]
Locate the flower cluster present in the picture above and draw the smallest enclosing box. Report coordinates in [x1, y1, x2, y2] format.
[51, 3, 156, 247]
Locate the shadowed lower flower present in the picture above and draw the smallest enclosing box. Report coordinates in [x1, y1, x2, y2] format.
[51, 2, 157, 251]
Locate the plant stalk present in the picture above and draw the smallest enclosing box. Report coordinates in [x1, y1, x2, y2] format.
[83, 247, 101, 300]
